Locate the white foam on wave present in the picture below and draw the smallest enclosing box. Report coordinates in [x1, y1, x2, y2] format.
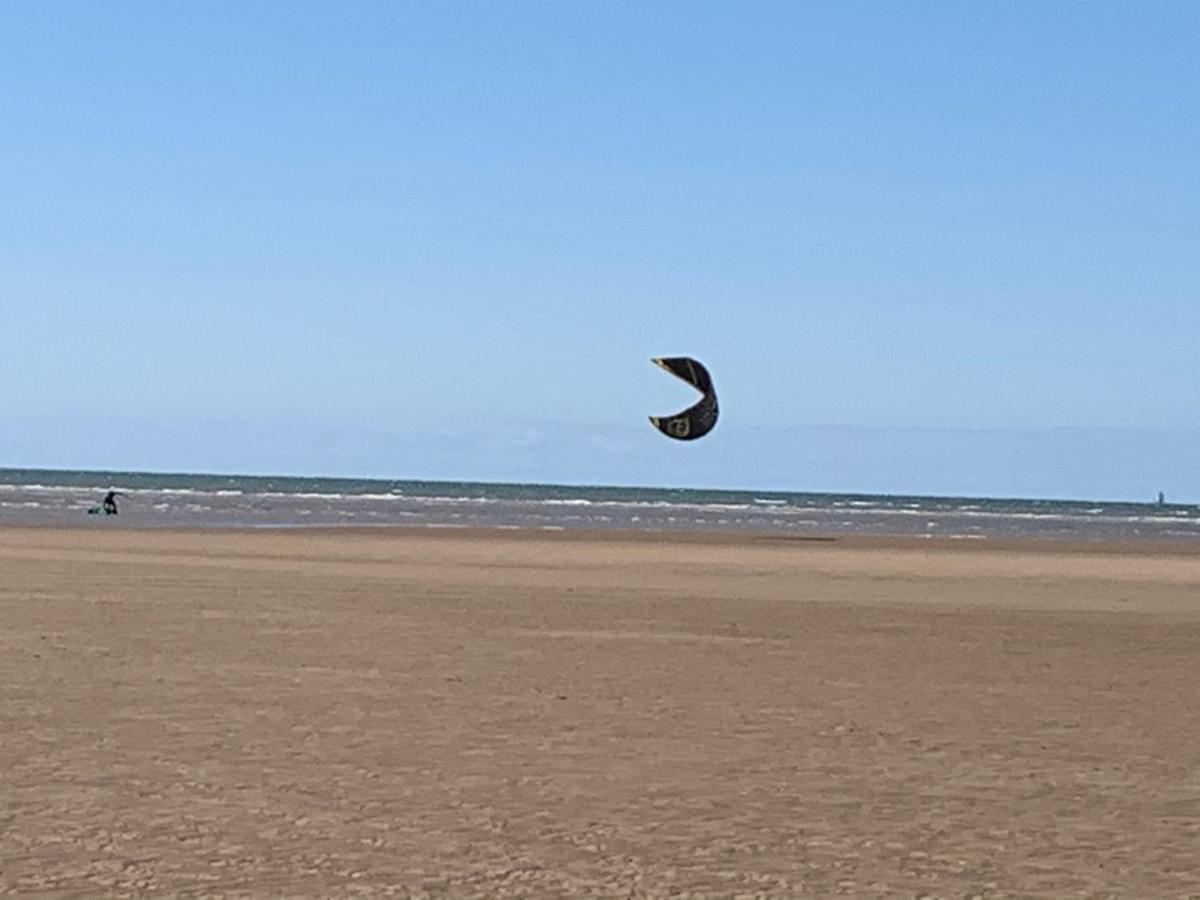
[0, 483, 78, 494]
[262, 490, 341, 500]
[411, 495, 493, 505]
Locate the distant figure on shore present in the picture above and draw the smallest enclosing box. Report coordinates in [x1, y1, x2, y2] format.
[1157, 491, 1166, 506]
[102, 490, 123, 515]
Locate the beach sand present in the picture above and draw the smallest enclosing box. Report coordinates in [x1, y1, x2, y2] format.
[2, 526, 1199, 897]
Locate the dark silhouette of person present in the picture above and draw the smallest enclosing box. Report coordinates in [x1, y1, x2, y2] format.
[102, 491, 123, 515]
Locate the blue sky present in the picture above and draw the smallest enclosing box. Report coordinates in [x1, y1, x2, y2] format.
[3, 2, 1198, 499]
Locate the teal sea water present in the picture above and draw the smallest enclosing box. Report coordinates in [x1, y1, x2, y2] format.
[1, 468, 1198, 540]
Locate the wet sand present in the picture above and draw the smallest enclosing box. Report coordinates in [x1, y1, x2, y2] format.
[2, 526, 1199, 896]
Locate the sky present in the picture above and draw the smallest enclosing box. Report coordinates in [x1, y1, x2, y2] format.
[3, 2, 1198, 500]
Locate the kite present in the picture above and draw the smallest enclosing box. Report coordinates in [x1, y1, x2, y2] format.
[648, 357, 719, 441]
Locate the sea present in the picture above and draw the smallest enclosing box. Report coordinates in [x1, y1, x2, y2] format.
[1, 468, 1198, 541]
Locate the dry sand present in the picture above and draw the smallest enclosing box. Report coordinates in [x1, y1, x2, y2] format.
[2, 525, 1199, 897]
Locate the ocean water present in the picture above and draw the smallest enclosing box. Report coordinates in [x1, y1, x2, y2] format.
[0, 468, 1197, 541]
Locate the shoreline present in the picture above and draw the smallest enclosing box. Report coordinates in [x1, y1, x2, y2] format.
[6, 520, 1200, 556]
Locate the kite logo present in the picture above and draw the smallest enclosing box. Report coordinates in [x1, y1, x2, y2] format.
[666, 417, 691, 438]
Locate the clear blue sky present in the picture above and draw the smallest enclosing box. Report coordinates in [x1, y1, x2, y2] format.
[4, 2, 1198, 499]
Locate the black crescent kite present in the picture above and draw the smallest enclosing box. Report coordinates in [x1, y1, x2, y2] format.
[648, 357, 719, 441]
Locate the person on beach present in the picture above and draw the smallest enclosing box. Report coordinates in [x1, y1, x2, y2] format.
[102, 491, 123, 515]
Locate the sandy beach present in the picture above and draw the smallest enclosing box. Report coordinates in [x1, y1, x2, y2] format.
[2, 525, 1199, 897]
